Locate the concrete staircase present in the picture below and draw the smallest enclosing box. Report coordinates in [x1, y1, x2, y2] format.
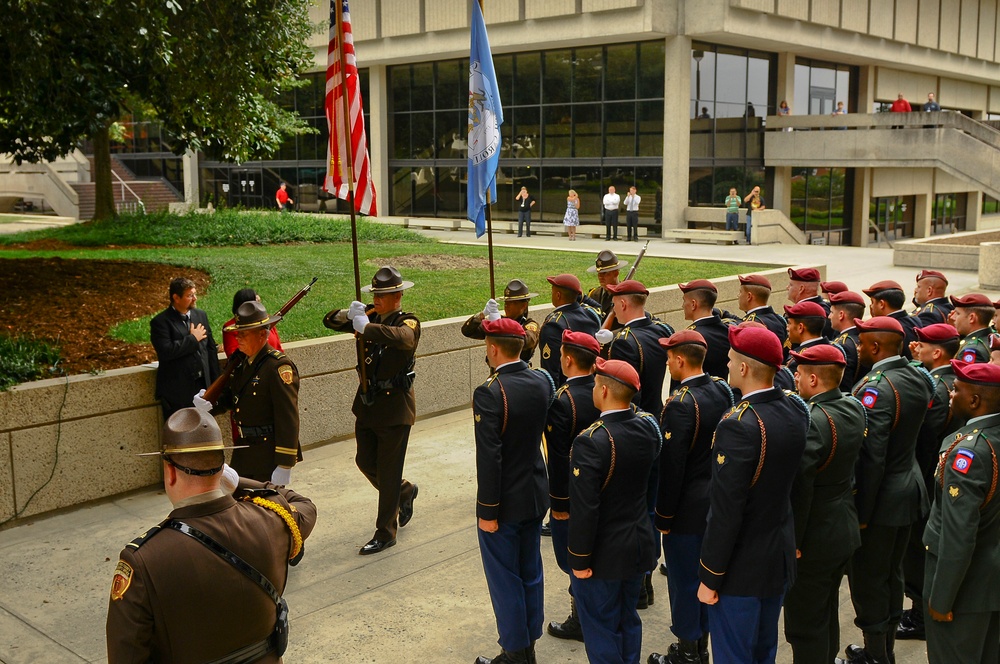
[70, 156, 182, 220]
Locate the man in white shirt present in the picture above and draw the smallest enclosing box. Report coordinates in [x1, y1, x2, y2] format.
[624, 187, 641, 242]
[602, 186, 621, 241]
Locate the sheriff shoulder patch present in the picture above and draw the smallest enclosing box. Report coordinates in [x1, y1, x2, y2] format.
[525, 322, 538, 332]
[278, 365, 294, 385]
[861, 387, 879, 409]
[111, 560, 133, 601]
[952, 448, 975, 474]
[403, 318, 418, 330]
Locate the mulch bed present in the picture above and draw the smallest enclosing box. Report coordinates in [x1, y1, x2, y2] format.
[0, 257, 210, 375]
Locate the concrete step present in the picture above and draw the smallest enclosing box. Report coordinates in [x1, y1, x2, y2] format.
[663, 228, 743, 245]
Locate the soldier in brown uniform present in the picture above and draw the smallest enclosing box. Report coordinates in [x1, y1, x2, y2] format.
[197, 301, 301, 485]
[585, 250, 628, 318]
[461, 279, 540, 365]
[106, 408, 317, 663]
[324, 266, 420, 555]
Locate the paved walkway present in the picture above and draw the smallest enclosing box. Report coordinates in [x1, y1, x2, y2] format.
[1, 231, 983, 663]
[0, 214, 77, 235]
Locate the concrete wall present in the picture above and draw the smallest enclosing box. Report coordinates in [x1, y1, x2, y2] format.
[0, 266, 816, 525]
[892, 229, 1000, 269]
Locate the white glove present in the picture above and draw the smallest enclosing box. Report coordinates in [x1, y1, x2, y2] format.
[483, 299, 501, 321]
[595, 329, 614, 345]
[193, 390, 213, 413]
[352, 315, 369, 334]
[347, 301, 366, 320]
[220, 463, 239, 493]
[271, 466, 292, 486]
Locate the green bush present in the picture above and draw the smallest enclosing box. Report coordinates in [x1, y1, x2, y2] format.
[0, 209, 429, 247]
[0, 335, 63, 390]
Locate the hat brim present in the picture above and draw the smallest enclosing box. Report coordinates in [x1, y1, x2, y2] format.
[586, 261, 628, 274]
[223, 312, 283, 332]
[498, 292, 538, 302]
[138, 442, 249, 457]
[361, 280, 414, 294]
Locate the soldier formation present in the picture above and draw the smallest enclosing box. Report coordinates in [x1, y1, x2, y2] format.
[108, 256, 1000, 663]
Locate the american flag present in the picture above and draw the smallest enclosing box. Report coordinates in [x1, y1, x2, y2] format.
[325, 0, 377, 216]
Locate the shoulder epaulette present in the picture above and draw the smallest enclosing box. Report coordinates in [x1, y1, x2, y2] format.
[732, 401, 751, 421]
[582, 305, 602, 322]
[484, 372, 500, 388]
[637, 410, 664, 453]
[675, 385, 690, 402]
[712, 376, 736, 407]
[581, 419, 603, 437]
[845, 394, 870, 434]
[535, 368, 557, 404]
[587, 286, 602, 299]
[545, 310, 564, 324]
[913, 364, 937, 392]
[654, 320, 675, 335]
[126, 518, 171, 550]
[555, 383, 571, 398]
[267, 349, 286, 360]
[783, 390, 810, 417]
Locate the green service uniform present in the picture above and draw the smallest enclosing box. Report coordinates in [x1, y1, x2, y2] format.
[957, 328, 993, 364]
[923, 413, 1000, 664]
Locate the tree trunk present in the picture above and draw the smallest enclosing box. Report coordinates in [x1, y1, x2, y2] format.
[92, 123, 116, 221]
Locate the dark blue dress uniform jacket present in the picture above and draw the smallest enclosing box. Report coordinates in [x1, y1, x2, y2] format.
[546, 375, 601, 514]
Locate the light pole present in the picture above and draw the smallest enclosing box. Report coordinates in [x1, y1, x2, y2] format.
[693, 50, 704, 117]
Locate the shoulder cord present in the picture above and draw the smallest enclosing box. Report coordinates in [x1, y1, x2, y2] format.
[815, 404, 839, 472]
[748, 405, 767, 488]
[599, 424, 617, 492]
[937, 432, 999, 510]
[243, 496, 303, 561]
[565, 390, 578, 434]
[688, 392, 702, 453]
[495, 377, 509, 436]
[882, 375, 901, 431]
[982, 436, 998, 509]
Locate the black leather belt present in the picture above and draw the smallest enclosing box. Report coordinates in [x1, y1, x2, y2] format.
[237, 424, 275, 439]
[203, 635, 274, 664]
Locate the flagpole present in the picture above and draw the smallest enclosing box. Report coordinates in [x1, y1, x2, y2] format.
[334, 0, 367, 391]
[478, 0, 496, 300]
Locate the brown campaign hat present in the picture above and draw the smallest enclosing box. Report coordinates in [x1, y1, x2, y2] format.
[950, 293, 994, 308]
[820, 281, 848, 294]
[586, 250, 628, 274]
[482, 317, 525, 339]
[914, 323, 960, 344]
[862, 280, 904, 297]
[139, 408, 246, 457]
[678, 279, 718, 294]
[728, 325, 783, 368]
[788, 267, 821, 282]
[784, 301, 828, 319]
[951, 359, 1000, 386]
[595, 357, 641, 392]
[498, 279, 537, 302]
[547, 273, 583, 295]
[223, 300, 282, 332]
[606, 279, 649, 296]
[658, 329, 707, 350]
[855, 315, 905, 336]
[916, 269, 948, 285]
[790, 344, 847, 367]
[738, 274, 772, 289]
[562, 329, 600, 356]
[829, 291, 866, 306]
[361, 266, 414, 294]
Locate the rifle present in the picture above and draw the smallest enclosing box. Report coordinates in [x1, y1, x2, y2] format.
[601, 241, 650, 329]
[202, 277, 319, 404]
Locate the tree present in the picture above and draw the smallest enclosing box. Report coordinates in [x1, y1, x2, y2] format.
[0, 0, 316, 220]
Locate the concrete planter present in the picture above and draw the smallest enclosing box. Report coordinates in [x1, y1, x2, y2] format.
[980, 243, 1000, 290]
[893, 229, 997, 270]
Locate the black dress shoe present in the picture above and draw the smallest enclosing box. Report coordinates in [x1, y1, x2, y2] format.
[475, 648, 530, 664]
[399, 484, 418, 527]
[359, 537, 396, 555]
[644, 572, 654, 605]
[547, 613, 584, 641]
[659, 562, 668, 576]
[637, 582, 649, 610]
[541, 521, 552, 537]
[895, 609, 925, 640]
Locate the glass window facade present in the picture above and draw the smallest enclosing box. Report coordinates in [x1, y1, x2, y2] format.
[793, 59, 854, 115]
[789, 167, 851, 242]
[388, 42, 665, 223]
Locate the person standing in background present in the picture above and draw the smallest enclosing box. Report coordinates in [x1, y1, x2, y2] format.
[724, 187, 741, 232]
[743, 187, 764, 245]
[624, 186, 641, 242]
[602, 185, 621, 241]
[563, 190, 580, 242]
[923, 93, 941, 111]
[275, 182, 293, 212]
[515, 186, 536, 238]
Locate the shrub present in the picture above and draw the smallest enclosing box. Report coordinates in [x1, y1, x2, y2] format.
[0, 335, 63, 390]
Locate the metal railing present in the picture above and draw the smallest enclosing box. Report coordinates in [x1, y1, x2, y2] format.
[112, 170, 146, 214]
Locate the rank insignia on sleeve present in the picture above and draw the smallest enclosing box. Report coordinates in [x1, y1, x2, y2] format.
[949, 485, 960, 499]
[403, 319, 418, 330]
[952, 449, 975, 474]
[475, 413, 481, 423]
[665, 431, 672, 440]
[717, 453, 726, 465]
[542, 344, 551, 359]
[110, 560, 133, 601]
[546, 425, 552, 432]
[278, 365, 294, 385]
[961, 350, 976, 363]
[861, 388, 879, 408]
[573, 468, 580, 476]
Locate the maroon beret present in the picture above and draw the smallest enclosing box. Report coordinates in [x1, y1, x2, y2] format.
[595, 357, 641, 392]
[481, 317, 525, 339]
[855, 315, 904, 336]
[606, 279, 649, 296]
[829, 291, 866, 306]
[820, 281, 848, 294]
[658, 329, 707, 350]
[994, 299, 1000, 310]
[678, 279, 717, 294]
[916, 270, 948, 285]
[562, 329, 600, 356]
[991, 334, 1000, 352]
[784, 301, 828, 319]
[951, 359, 1000, 386]
[738, 274, 772, 289]
[789, 344, 847, 367]
[950, 293, 994, 308]
[547, 273, 583, 295]
[788, 267, 821, 282]
[914, 323, 960, 344]
[863, 280, 904, 296]
[728, 326, 783, 368]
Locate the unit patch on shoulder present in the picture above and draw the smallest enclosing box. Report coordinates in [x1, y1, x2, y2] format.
[525, 322, 538, 332]
[110, 560, 133, 601]
[542, 344, 551, 359]
[403, 318, 418, 330]
[961, 350, 977, 363]
[861, 388, 879, 409]
[278, 365, 294, 385]
[952, 448, 975, 474]
[949, 485, 960, 500]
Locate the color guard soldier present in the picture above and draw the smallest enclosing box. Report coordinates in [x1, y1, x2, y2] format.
[462, 279, 540, 365]
[648, 330, 734, 664]
[950, 293, 995, 364]
[863, 280, 921, 359]
[821, 280, 849, 302]
[735, 274, 788, 346]
[324, 266, 420, 555]
[697, 326, 809, 663]
[783, 345, 867, 664]
[786, 267, 835, 340]
[106, 408, 317, 663]
[842, 316, 935, 664]
[585, 250, 628, 318]
[546, 329, 601, 643]
[830, 290, 869, 392]
[474, 318, 556, 664]
[923, 360, 1000, 664]
[898, 323, 965, 642]
[679, 279, 731, 380]
[569, 358, 661, 664]
[912, 269, 953, 326]
[538, 273, 601, 386]
[197, 301, 301, 484]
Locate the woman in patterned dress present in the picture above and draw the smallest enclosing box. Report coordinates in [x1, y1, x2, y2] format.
[563, 189, 580, 241]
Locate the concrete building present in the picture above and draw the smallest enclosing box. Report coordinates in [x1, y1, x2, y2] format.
[6, 0, 1000, 246]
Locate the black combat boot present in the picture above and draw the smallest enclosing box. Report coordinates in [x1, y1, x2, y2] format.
[896, 606, 925, 640]
[644, 572, 655, 606]
[835, 632, 889, 664]
[637, 580, 649, 610]
[547, 598, 584, 641]
[698, 633, 709, 663]
[475, 647, 531, 664]
[647, 639, 701, 663]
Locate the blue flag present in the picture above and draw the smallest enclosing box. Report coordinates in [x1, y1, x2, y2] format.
[467, 1, 504, 238]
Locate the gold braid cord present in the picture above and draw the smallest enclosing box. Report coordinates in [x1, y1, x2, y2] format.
[749, 406, 767, 488]
[938, 431, 966, 491]
[689, 393, 702, 453]
[601, 426, 617, 492]
[246, 496, 303, 561]
[496, 379, 509, 436]
[981, 436, 998, 509]
[816, 405, 839, 473]
[882, 375, 901, 431]
[566, 390, 578, 433]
